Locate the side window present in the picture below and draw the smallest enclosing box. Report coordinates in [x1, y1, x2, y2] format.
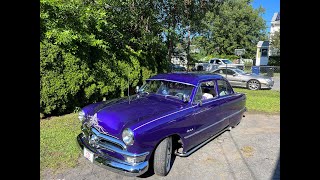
[226, 69, 235, 75]
[215, 69, 225, 74]
[216, 60, 222, 64]
[217, 80, 233, 96]
[193, 80, 217, 103]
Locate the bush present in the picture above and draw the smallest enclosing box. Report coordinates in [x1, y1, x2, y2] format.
[268, 56, 280, 66]
[40, 1, 167, 116]
[40, 41, 162, 115]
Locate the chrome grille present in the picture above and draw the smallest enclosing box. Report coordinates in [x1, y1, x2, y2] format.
[98, 139, 124, 150]
[84, 126, 127, 150]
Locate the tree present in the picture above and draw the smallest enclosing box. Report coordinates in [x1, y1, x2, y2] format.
[270, 30, 280, 56]
[156, 0, 213, 70]
[191, 0, 267, 59]
[40, 0, 167, 115]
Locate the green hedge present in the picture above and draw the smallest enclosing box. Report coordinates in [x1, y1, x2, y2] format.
[40, 0, 168, 116]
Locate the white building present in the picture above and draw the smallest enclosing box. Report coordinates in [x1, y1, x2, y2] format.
[269, 12, 280, 56]
[270, 12, 280, 37]
[256, 41, 269, 66]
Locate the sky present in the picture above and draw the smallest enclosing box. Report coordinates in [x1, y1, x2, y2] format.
[251, 0, 280, 33]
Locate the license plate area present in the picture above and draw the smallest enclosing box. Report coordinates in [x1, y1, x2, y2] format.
[84, 147, 94, 163]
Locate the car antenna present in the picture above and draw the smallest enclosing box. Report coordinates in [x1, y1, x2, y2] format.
[128, 70, 130, 104]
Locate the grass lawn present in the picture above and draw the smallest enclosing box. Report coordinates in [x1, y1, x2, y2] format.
[234, 88, 280, 113]
[40, 113, 81, 177]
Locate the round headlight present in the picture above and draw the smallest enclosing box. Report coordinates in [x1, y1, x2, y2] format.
[122, 128, 134, 146]
[78, 110, 85, 122]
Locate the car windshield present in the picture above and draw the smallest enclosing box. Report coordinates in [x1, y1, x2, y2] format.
[139, 80, 194, 101]
[233, 68, 246, 74]
[221, 59, 233, 64]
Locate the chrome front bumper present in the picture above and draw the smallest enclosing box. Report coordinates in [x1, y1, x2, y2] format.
[77, 133, 149, 177]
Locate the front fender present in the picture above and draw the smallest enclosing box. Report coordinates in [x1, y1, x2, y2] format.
[127, 107, 194, 160]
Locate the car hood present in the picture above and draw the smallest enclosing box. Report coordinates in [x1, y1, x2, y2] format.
[82, 94, 184, 137]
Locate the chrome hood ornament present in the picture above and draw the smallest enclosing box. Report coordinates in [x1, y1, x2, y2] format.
[86, 113, 107, 134]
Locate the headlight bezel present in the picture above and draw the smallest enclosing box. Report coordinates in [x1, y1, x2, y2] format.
[78, 110, 85, 122]
[122, 128, 134, 146]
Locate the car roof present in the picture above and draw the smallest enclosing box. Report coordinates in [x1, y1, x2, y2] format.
[147, 73, 225, 86]
[214, 67, 237, 70]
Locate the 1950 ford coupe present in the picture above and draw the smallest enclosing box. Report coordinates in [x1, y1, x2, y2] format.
[76, 73, 246, 176]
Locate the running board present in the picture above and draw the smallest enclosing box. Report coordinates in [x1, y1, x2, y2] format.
[175, 126, 229, 157]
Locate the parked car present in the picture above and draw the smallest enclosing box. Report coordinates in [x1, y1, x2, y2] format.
[76, 73, 246, 177]
[211, 58, 245, 70]
[211, 67, 274, 90]
[195, 58, 244, 71]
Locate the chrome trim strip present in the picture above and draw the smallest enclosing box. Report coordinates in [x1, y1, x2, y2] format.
[133, 106, 194, 130]
[184, 107, 246, 139]
[77, 134, 149, 177]
[91, 128, 127, 150]
[146, 78, 196, 86]
[176, 126, 229, 157]
[184, 118, 226, 139]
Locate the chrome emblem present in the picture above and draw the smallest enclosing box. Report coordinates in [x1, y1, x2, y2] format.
[187, 128, 194, 133]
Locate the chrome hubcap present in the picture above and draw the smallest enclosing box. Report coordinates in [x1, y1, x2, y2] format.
[249, 80, 259, 90]
[166, 140, 172, 172]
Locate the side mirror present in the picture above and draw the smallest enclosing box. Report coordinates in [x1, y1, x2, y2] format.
[197, 100, 202, 107]
[233, 73, 237, 76]
[135, 86, 139, 93]
[182, 94, 190, 103]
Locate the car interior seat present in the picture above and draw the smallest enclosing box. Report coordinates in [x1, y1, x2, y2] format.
[202, 88, 214, 100]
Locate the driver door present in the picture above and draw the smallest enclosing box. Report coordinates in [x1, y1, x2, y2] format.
[188, 80, 227, 146]
[225, 69, 242, 87]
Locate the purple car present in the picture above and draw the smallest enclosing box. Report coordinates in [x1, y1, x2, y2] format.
[77, 73, 246, 177]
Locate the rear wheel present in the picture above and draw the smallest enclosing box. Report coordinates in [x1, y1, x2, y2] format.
[154, 137, 172, 176]
[247, 79, 261, 90]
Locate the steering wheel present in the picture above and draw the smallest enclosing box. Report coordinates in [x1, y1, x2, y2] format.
[175, 93, 184, 99]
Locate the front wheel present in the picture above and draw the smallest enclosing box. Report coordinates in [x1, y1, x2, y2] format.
[247, 79, 261, 90]
[154, 137, 173, 176]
